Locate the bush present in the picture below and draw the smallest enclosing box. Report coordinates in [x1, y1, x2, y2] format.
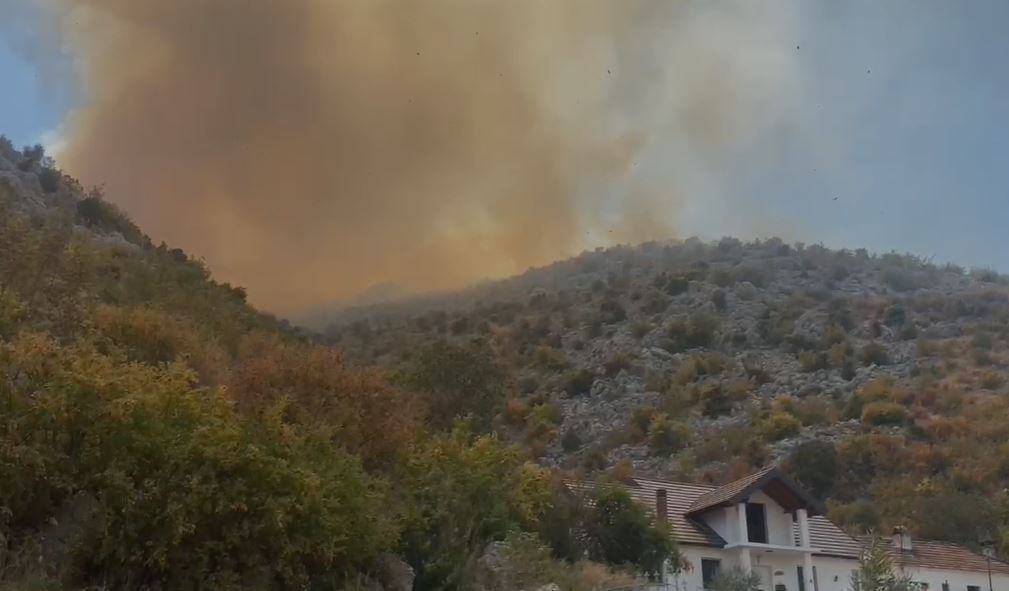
[861, 401, 907, 426]
[665, 313, 719, 352]
[760, 413, 801, 441]
[711, 289, 728, 312]
[711, 567, 762, 591]
[534, 346, 570, 370]
[38, 166, 62, 193]
[0, 337, 395, 588]
[647, 413, 690, 457]
[397, 341, 508, 432]
[561, 428, 584, 452]
[784, 440, 837, 498]
[603, 352, 633, 377]
[564, 368, 597, 397]
[799, 350, 831, 372]
[75, 190, 147, 246]
[699, 384, 734, 418]
[859, 342, 891, 366]
[664, 275, 690, 296]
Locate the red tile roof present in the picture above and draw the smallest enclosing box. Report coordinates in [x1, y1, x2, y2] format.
[565, 473, 1009, 574]
[687, 465, 825, 517]
[565, 477, 726, 547]
[880, 539, 1009, 577]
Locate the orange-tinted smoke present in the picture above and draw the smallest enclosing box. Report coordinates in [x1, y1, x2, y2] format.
[46, 1, 795, 314]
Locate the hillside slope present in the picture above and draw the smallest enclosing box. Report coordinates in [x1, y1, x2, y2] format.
[324, 236, 1009, 544]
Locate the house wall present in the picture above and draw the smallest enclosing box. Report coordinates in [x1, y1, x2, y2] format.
[705, 507, 733, 543]
[897, 564, 1009, 591]
[672, 545, 816, 591]
[669, 549, 1009, 591]
[748, 490, 794, 546]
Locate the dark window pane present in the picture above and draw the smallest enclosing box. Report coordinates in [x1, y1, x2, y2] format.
[702, 559, 722, 589]
[747, 503, 768, 543]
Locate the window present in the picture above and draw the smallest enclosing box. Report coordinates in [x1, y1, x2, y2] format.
[942, 583, 949, 591]
[747, 503, 768, 543]
[702, 559, 722, 590]
[798, 566, 820, 591]
[967, 586, 981, 591]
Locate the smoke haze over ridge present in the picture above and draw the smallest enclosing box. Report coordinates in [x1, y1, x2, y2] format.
[32, 0, 801, 313]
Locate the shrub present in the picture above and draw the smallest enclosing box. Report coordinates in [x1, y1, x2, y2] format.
[603, 352, 633, 377]
[799, 350, 831, 372]
[665, 313, 719, 352]
[859, 342, 891, 366]
[563, 368, 597, 397]
[396, 340, 507, 433]
[534, 346, 570, 370]
[561, 428, 584, 452]
[881, 268, 923, 292]
[760, 413, 801, 441]
[664, 275, 690, 296]
[38, 166, 62, 193]
[711, 288, 728, 312]
[76, 189, 147, 246]
[861, 401, 907, 426]
[711, 567, 762, 591]
[784, 440, 837, 498]
[699, 384, 734, 418]
[647, 413, 690, 457]
[0, 337, 396, 588]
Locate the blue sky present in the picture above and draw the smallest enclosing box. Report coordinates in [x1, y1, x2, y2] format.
[1, 1, 1008, 274]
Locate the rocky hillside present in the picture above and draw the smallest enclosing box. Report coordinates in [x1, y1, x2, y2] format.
[324, 236, 1009, 542]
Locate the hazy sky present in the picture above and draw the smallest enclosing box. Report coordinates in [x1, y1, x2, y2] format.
[1, 1, 1007, 296]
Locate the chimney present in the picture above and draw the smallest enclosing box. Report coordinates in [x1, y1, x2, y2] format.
[656, 489, 668, 524]
[892, 526, 912, 552]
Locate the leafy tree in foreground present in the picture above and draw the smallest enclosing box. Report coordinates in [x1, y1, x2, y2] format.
[397, 423, 552, 591]
[583, 485, 678, 578]
[0, 335, 395, 589]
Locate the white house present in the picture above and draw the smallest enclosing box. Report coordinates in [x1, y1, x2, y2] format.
[567, 466, 1009, 591]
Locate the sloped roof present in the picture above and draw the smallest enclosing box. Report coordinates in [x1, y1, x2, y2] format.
[794, 516, 863, 558]
[564, 473, 848, 553]
[878, 539, 1009, 577]
[564, 477, 726, 547]
[687, 465, 826, 517]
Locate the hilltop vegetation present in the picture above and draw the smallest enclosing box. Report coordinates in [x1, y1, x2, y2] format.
[324, 234, 1009, 551]
[6, 130, 1009, 588]
[0, 138, 664, 590]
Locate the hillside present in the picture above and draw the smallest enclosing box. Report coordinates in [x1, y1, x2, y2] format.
[0, 137, 661, 591]
[7, 130, 1009, 587]
[323, 236, 1009, 546]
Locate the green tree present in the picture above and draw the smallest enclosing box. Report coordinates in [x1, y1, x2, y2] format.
[785, 440, 838, 498]
[397, 424, 551, 590]
[0, 335, 395, 588]
[398, 341, 508, 432]
[583, 485, 677, 578]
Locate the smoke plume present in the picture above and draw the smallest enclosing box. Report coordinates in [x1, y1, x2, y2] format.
[39, 0, 799, 313]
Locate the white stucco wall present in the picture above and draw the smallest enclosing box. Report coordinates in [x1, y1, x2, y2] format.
[748, 490, 794, 547]
[670, 548, 1009, 591]
[898, 563, 1009, 591]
